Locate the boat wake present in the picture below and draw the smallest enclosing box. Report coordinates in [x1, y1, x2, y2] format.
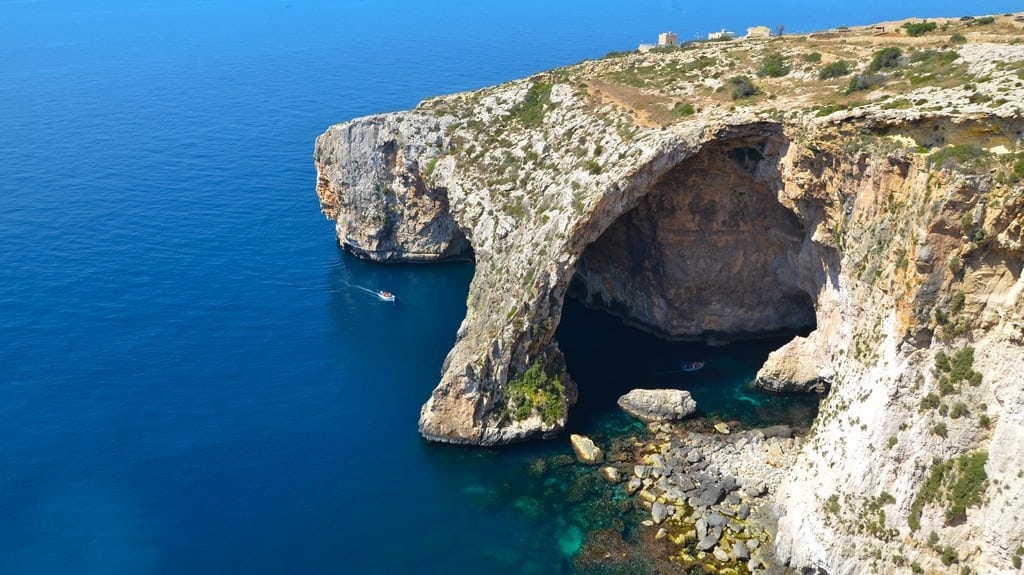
[348, 283, 396, 302]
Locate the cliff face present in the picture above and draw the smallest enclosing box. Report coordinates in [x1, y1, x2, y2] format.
[314, 113, 470, 261]
[315, 16, 1024, 574]
[574, 132, 823, 338]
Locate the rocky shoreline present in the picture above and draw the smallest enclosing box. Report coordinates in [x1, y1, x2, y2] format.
[574, 421, 808, 574]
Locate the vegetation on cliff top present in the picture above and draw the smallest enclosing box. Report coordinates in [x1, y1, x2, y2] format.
[566, 13, 1023, 133]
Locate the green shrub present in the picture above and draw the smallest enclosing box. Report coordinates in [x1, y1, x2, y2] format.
[847, 73, 886, 93]
[423, 157, 440, 180]
[950, 402, 968, 419]
[910, 49, 960, 65]
[887, 436, 898, 449]
[500, 361, 564, 425]
[920, 393, 940, 412]
[928, 530, 940, 546]
[508, 82, 553, 127]
[949, 347, 978, 384]
[673, 102, 696, 116]
[910, 452, 989, 530]
[933, 422, 948, 437]
[728, 75, 760, 99]
[1013, 155, 1024, 180]
[803, 52, 822, 63]
[979, 413, 991, 428]
[930, 144, 991, 171]
[869, 47, 903, 72]
[1013, 555, 1021, 569]
[910, 459, 948, 530]
[814, 102, 848, 116]
[950, 291, 965, 314]
[911, 562, 924, 574]
[946, 452, 987, 523]
[975, 16, 996, 25]
[819, 60, 852, 79]
[825, 494, 841, 515]
[903, 21, 938, 37]
[584, 160, 602, 175]
[759, 52, 790, 77]
[949, 33, 967, 43]
[941, 545, 959, 565]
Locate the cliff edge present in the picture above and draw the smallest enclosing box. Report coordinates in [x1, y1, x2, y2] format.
[316, 14, 1024, 574]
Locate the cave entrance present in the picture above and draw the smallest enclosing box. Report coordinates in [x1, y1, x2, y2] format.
[556, 134, 821, 434]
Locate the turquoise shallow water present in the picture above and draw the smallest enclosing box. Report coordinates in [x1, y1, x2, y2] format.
[2, 1, 1022, 573]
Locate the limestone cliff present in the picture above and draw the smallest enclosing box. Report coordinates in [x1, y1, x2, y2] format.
[316, 15, 1024, 574]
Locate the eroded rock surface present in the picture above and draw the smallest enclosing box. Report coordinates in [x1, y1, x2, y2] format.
[314, 113, 470, 262]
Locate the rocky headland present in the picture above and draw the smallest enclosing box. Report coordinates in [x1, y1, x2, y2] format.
[316, 14, 1024, 574]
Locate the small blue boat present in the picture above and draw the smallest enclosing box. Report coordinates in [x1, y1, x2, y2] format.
[680, 361, 705, 372]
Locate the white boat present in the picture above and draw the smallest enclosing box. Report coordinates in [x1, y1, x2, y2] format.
[378, 290, 396, 302]
[680, 361, 705, 372]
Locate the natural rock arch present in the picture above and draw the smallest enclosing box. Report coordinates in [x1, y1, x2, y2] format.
[570, 131, 823, 342]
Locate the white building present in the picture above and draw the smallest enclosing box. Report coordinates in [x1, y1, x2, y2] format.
[639, 31, 680, 52]
[745, 26, 772, 39]
[708, 29, 736, 41]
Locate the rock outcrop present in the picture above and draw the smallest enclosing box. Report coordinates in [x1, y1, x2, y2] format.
[617, 389, 698, 423]
[315, 15, 1024, 574]
[315, 113, 471, 262]
[754, 335, 830, 393]
[569, 434, 604, 465]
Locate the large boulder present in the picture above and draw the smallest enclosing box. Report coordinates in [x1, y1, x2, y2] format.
[569, 434, 604, 464]
[617, 389, 697, 423]
[753, 335, 829, 393]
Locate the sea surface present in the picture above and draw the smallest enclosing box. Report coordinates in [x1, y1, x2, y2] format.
[2, 1, 1020, 573]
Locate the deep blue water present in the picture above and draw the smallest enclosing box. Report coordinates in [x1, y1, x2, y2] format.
[3, 1, 1022, 573]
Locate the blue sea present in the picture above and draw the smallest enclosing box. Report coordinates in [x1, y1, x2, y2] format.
[2, 1, 1020, 573]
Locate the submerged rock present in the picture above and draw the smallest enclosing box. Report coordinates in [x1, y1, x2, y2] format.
[617, 389, 697, 423]
[600, 466, 622, 484]
[570, 434, 604, 465]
